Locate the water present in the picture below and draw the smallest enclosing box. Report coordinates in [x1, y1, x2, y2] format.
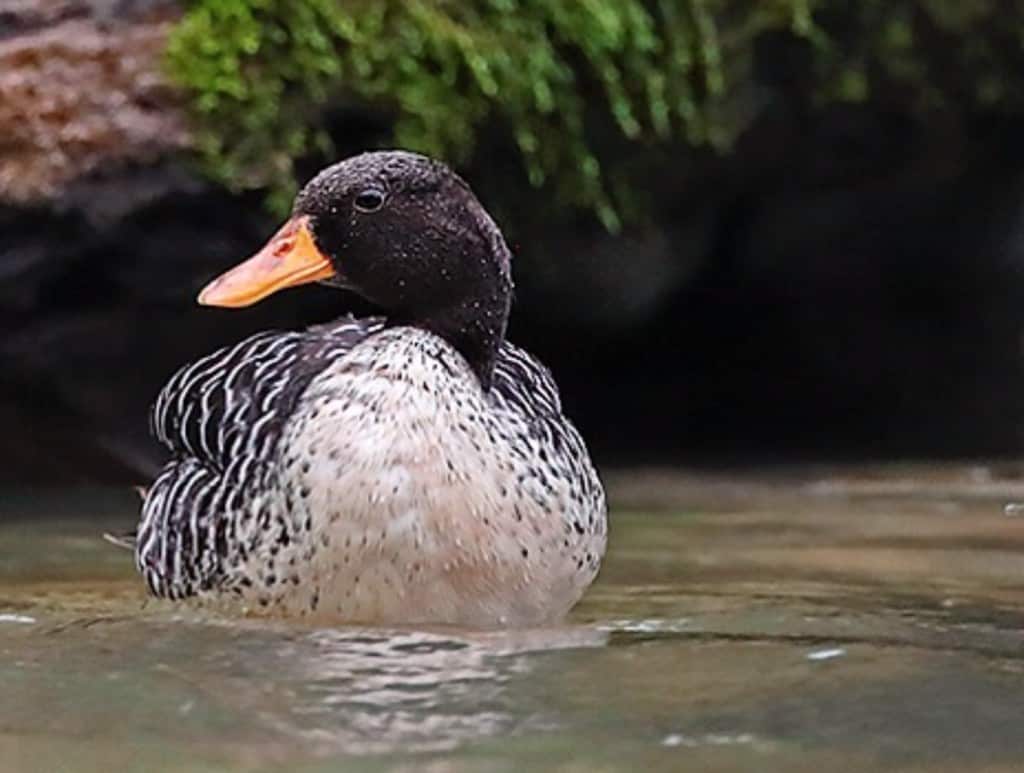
[2, 465, 1024, 772]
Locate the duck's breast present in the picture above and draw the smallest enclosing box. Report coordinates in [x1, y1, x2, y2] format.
[275, 327, 606, 626]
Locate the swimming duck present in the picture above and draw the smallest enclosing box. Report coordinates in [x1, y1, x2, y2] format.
[135, 151, 607, 626]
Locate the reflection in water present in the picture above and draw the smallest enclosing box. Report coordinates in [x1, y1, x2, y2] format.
[252, 625, 608, 755]
[662, 732, 758, 748]
[0, 613, 36, 624]
[805, 647, 846, 661]
[598, 618, 693, 634]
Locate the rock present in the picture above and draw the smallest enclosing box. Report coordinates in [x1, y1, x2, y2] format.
[0, 0, 187, 205]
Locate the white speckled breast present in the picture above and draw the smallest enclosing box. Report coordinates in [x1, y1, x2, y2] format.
[249, 327, 607, 626]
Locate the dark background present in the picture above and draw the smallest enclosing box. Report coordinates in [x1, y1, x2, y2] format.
[5, 1, 1024, 484]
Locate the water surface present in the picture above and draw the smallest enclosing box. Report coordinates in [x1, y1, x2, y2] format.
[2, 466, 1024, 772]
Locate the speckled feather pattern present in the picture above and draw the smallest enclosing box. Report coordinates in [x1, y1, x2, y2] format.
[137, 318, 606, 626]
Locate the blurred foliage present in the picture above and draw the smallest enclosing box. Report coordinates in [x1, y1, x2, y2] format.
[166, 0, 1024, 228]
[810, 0, 1024, 110]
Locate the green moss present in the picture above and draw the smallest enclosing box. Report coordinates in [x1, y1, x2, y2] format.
[165, 0, 797, 228]
[166, 1, 1024, 228]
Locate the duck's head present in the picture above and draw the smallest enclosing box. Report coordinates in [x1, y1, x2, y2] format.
[199, 150, 514, 387]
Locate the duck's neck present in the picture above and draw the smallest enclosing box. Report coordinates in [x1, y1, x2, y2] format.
[386, 208, 514, 389]
[390, 283, 510, 390]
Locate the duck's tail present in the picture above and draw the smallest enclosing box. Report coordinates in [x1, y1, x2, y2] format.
[101, 485, 147, 551]
[102, 531, 137, 551]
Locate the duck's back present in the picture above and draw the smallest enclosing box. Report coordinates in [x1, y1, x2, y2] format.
[138, 321, 606, 625]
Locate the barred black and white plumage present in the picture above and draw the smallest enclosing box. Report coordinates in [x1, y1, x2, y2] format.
[137, 317, 382, 598]
[132, 150, 607, 626]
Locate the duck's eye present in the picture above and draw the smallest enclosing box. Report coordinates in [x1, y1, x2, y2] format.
[354, 189, 386, 213]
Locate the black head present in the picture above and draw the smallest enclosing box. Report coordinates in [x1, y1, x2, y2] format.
[199, 151, 514, 388]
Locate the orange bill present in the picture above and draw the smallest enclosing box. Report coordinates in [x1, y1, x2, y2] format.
[198, 216, 336, 307]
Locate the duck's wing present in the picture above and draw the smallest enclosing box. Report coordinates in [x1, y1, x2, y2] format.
[490, 342, 605, 515]
[135, 316, 383, 599]
[490, 343, 564, 418]
[490, 342, 607, 583]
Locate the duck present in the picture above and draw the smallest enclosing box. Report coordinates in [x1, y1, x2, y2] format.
[134, 150, 607, 627]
